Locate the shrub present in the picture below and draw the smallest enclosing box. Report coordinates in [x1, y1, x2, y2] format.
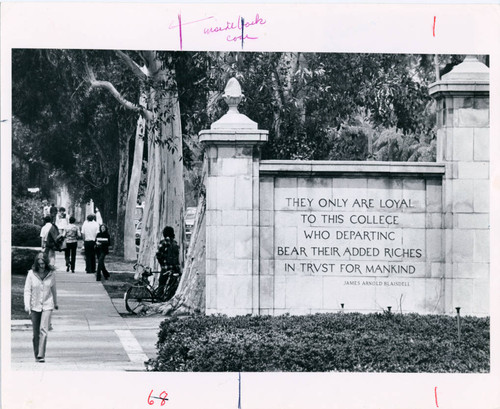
[12, 196, 44, 225]
[11, 247, 40, 275]
[327, 125, 370, 161]
[12, 223, 41, 247]
[148, 313, 490, 373]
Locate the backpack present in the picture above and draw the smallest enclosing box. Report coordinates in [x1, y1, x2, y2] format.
[46, 224, 64, 251]
[55, 234, 66, 251]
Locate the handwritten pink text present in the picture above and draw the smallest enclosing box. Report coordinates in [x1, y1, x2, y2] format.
[203, 13, 266, 41]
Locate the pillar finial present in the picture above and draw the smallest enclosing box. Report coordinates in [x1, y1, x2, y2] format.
[210, 77, 258, 130]
[223, 77, 243, 113]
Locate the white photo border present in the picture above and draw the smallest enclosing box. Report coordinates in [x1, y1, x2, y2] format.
[1, 3, 499, 409]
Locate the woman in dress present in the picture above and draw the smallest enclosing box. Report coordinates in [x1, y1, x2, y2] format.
[24, 252, 58, 362]
[64, 216, 80, 273]
[95, 224, 111, 281]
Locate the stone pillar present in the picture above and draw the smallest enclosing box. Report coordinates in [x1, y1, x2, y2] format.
[199, 78, 268, 315]
[429, 56, 489, 315]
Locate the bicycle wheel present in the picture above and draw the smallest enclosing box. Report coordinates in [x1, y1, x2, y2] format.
[125, 285, 154, 314]
[163, 275, 180, 302]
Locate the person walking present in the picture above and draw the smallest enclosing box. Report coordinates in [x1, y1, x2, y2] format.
[95, 224, 111, 281]
[42, 200, 50, 218]
[40, 216, 52, 249]
[24, 252, 58, 363]
[64, 216, 80, 273]
[95, 208, 103, 226]
[81, 214, 99, 275]
[56, 207, 68, 235]
[41, 216, 59, 267]
[49, 203, 58, 223]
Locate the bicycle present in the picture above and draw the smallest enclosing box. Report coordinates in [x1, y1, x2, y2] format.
[124, 263, 181, 314]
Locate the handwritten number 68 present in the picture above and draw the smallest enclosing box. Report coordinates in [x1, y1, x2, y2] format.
[148, 389, 169, 406]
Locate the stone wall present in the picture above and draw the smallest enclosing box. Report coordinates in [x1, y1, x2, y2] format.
[200, 57, 490, 317]
[429, 56, 490, 315]
[259, 162, 446, 315]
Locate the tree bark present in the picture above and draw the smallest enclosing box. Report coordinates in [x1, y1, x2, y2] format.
[123, 113, 146, 260]
[138, 131, 158, 267]
[115, 128, 131, 256]
[148, 193, 206, 316]
[136, 56, 185, 269]
[87, 52, 185, 265]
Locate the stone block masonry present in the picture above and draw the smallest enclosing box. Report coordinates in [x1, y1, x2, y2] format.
[260, 163, 445, 314]
[200, 57, 489, 317]
[430, 56, 489, 316]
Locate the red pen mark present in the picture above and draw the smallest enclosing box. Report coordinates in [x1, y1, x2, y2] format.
[433, 16, 436, 37]
[169, 15, 214, 29]
[148, 389, 169, 406]
[435, 386, 439, 407]
[178, 13, 183, 50]
[159, 391, 169, 406]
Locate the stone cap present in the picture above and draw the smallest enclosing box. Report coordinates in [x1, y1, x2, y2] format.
[199, 129, 268, 145]
[210, 77, 258, 130]
[429, 56, 489, 97]
[199, 77, 269, 145]
[260, 160, 445, 177]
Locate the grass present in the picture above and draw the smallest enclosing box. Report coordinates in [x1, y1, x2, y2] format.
[106, 253, 137, 273]
[102, 272, 137, 299]
[12, 274, 30, 320]
[103, 254, 137, 299]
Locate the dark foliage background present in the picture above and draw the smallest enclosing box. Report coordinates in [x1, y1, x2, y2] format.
[11, 224, 41, 247]
[11, 248, 40, 275]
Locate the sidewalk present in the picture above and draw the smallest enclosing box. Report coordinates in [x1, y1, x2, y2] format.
[11, 251, 166, 371]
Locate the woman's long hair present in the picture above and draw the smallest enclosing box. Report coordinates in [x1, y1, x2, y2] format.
[32, 252, 53, 273]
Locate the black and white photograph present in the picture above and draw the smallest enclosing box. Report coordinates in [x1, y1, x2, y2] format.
[1, 3, 500, 409]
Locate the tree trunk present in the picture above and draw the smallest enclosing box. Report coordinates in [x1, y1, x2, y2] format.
[137, 57, 185, 269]
[160, 91, 185, 261]
[87, 51, 185, 264]
[123, 113, 146, 260]
[148, 193, 206, 316]
[115, 129, 131, 256]
[138, 131, 158, 267]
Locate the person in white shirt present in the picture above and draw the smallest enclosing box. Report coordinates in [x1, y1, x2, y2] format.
[81, 214, 100, 274]
[55, 207, 68, 235]
[40, 216, 52, 248]
[24, 252, 58, 362]
[95, 208, 103, 226]
[40, 216, 58, 266]
[42, 201, 50, 218]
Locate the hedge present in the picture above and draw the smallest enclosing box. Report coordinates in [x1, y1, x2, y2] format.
[12, 223, 41, 247]
[148, 313, 489, 373]
[12, 247, 40, 275]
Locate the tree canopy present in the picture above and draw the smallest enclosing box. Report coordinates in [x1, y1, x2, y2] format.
[12, 50, 468, 260]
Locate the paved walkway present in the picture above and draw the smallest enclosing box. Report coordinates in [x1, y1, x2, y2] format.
[11, 252, 166, 371]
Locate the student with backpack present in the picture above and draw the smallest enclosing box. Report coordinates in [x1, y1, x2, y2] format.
[41, 216, 62, 267]
[155, 226, 181, 299]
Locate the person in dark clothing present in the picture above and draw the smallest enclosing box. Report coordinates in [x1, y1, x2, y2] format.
[95, 224, 111, 281]
[64, 216, 80, 273]
[155, 226, 181, 299]
[81, 214, 99, 274]
[49, 204, 58, 223]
